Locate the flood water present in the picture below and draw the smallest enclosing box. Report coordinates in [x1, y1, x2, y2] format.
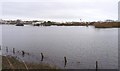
[1, 25, 118, 69]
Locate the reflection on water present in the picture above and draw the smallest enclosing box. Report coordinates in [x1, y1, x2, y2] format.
[2, 25, 118, 69]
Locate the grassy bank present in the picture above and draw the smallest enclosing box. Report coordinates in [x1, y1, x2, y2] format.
[2, 55, 57, 70]
[94, 22, 120, 28]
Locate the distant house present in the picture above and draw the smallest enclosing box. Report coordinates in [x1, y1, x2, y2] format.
[32, 21, 44, 26]
[0, 19, 7, 24]
[105, 19, 114, 22]
[16, 19, 24, 26]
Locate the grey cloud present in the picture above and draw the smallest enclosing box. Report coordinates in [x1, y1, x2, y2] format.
[1, 0, 119, 21]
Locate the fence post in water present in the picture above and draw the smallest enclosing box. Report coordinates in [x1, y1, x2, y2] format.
[41, 53, 44, 61]
[0, 45, 1, 50]
[96, 61, 98, 71]
[22, 50, 25, 57]
[0, 45, 2, 50]
[13, 48, 15, 54]
[6, 46, 8, 53]
[64, 57, 67, 67]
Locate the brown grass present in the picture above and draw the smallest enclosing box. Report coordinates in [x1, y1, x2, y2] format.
[2, 56, 58, 70]
[94, 22, 120, 28]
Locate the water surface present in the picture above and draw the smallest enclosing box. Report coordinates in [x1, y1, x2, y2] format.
[2, 25, 118, 69]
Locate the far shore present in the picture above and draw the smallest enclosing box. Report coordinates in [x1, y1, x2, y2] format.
[1, 21, 120, 28]
[93, 22, 120, 28]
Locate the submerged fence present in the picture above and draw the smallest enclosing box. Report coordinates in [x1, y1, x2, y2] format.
[1, 45, 99, 70]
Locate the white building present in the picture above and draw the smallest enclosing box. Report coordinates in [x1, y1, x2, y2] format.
[118, 1, 120, 21]
[32, 21, 44, 26]
[0, 19, 7, 24]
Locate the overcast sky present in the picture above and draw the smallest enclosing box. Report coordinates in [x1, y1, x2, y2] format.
[0, 0, 119, 22]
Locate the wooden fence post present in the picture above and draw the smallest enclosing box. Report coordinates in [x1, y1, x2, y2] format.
[96, 61, 98, 71]
[6, 46, 8, 53]
[41, 53, 44, 61]
[13, 48, 15, 54]
[22, 51, 25, 57]
[64, 57, 67, 67]
[0, 45, 1, 50]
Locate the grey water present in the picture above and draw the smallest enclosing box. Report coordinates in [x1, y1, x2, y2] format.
[1, 25, 118, 69]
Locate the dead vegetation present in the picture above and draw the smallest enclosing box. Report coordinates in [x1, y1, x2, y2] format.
[94, 22, 120, 28]
[2, 56, 57, 70]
